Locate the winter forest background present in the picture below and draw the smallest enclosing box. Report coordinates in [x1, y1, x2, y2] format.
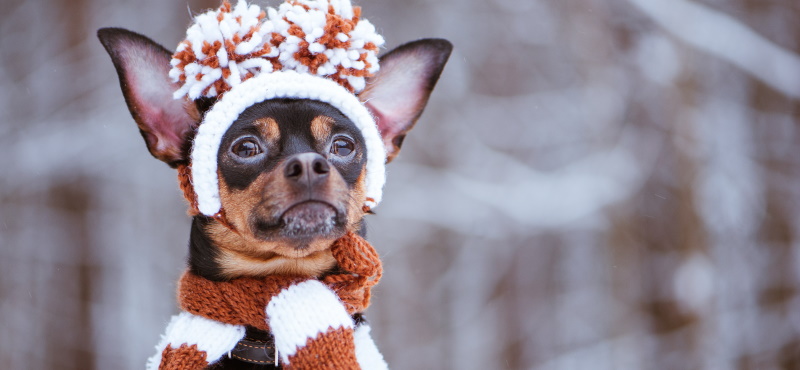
[2, 0, 800, 369]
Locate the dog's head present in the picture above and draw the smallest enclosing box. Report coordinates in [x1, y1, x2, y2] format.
[98, 23, 450, 278]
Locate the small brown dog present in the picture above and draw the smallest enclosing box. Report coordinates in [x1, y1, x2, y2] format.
[98, 1, 450, 368]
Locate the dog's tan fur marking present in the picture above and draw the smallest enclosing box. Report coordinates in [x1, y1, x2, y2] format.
[345, 168, 367, 230]
[310, 115, 334, 143]
[216, 248, 337, 278]
[206, 219, 339, 279]
[216, 168, 268, 240]
[253, 117, 280, 145]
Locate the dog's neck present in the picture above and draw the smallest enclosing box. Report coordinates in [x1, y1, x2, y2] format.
[188, 216, 368, 281]
[179, 229, 382, 330]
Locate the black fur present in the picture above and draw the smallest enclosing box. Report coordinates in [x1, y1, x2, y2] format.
[188, 216, 226, 281]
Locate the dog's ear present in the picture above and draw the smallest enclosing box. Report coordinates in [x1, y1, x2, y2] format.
[359, 39, 452, 163]
[98, 28, 199, 167]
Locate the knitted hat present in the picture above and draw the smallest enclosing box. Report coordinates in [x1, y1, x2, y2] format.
[170, 0, 386, 216]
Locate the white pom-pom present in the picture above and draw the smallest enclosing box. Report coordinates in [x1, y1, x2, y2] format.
[170, 1, 276, 99]
[347, 75, 365, 92]
[309, 43, 325, 53]
[171, 0, 386, 98]
[228, 61, 242, 85]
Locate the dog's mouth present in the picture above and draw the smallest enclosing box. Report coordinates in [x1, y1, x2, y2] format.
[281, 201, 338, 236]
[252, 200, 345, 243]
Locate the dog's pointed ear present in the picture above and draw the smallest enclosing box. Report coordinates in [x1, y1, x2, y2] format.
[98, 28, 199, 167]
[359, 39, 452, 163]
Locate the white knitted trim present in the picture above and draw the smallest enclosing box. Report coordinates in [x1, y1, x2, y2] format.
[354, 323, 389, 370]
[146, 312, 246, 369]
[191, 70, 386, 216]
[265, 280, 354, 362]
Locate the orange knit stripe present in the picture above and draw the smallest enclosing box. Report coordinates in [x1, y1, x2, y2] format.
[179, 232, 382, 329]
[176, 164, 200, 216]
[322, 232, 382, 314]
[284, 326, 359, 369]
[159, 343, 208, 370]
[179, 272, 305, 331]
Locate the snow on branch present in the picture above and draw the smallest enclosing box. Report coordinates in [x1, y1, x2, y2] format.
[628, 0, 800, 98]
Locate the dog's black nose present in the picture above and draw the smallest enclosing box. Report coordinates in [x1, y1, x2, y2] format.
[284, 153, 330, 184]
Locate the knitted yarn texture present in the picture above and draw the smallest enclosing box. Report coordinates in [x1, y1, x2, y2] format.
[170, 0, 383, 98]
[150, 232, 387, 369]
[169, 0, 388, 216]
[178, 231, 382, 329]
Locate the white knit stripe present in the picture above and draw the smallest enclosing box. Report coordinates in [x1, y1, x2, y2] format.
[354, 323, 389, 370]
[265, 280, 355, 363]
[190, 70, 386, 216]
[145, 312, 246, 369]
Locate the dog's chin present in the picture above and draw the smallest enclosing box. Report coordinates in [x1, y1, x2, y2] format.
[252, 201, 345, 252]
[281, 201, 339, 238]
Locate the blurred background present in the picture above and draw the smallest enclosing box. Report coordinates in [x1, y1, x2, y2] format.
[2, 0, 800, 368]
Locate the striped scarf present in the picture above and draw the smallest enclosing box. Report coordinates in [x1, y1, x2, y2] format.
[147, 232, 388, 369]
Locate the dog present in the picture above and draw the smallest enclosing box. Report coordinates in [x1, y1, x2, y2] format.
[98, 1, 450, 368]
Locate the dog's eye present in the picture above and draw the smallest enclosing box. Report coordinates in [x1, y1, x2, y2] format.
[231, 138, 263, 158]
[330, 137, 355, 157]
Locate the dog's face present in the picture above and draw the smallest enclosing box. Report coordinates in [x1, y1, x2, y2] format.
[98, 28, 451, 279]
[215, 99, 368, 256]
[196, 99, 372, 278]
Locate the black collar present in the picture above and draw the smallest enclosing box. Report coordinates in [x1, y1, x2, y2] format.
[229, 327, 280, 366]
[228, 314, 367, 367]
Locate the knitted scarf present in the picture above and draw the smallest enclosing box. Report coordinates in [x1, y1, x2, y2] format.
[147, 232, 388, 369]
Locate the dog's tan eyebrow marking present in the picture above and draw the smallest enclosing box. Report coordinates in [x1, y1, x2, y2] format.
[253, 117, 280, 144]
[310, 115, 334, 143]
